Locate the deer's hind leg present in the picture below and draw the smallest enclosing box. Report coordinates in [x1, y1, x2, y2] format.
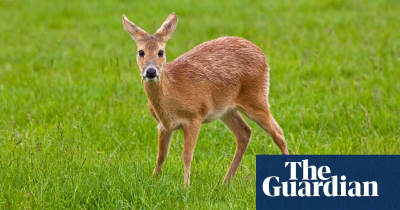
[240, 101, 288, 155]
[236, 81, 288, 155]
[221, 109, 252, 183]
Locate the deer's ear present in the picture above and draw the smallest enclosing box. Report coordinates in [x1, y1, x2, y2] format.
[122, 14, 148, 41]
[154, 13, 178, 42]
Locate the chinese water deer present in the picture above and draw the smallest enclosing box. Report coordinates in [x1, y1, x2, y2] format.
[122, 13, 288, 185]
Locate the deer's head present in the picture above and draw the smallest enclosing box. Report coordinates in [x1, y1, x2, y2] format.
[123, 13, 178, 83]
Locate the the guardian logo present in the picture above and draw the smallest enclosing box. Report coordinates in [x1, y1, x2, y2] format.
[263, 159, 379, 197]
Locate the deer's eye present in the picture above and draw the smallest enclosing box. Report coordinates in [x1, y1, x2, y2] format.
[158, 50, 164, 58]
[138, 50, 145, 57]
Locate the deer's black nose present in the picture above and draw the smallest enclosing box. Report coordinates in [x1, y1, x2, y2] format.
[146, 68, 157, 78]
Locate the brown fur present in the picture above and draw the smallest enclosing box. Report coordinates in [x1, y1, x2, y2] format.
[123, 13, 288, 185]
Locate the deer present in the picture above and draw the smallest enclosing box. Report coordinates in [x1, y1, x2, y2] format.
[122, 13, 288, 185]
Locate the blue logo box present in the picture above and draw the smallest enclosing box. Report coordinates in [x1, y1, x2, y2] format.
[256, 155, 400, 210]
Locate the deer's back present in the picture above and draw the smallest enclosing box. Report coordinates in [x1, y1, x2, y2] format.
[164, 36, 268, 83]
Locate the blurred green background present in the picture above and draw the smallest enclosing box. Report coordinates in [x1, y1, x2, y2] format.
[0, 0, 399, 209]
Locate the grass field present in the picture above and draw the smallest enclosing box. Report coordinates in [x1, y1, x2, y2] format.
[1, 0, 399, 209]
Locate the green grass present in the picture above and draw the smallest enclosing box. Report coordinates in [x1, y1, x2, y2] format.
[1, 0, 399, 208]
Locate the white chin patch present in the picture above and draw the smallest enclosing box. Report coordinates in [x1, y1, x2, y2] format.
[145, 77, 159, 83]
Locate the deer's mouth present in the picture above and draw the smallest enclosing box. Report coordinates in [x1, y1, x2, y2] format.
[142, 75, 160, 84]
[145, 76, 159, 82]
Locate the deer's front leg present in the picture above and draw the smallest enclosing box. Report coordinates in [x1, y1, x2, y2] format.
[182, 120, 201, 185]
[153, 124, 173, 176]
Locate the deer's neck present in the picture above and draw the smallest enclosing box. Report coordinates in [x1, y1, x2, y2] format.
[144, 73, 168, 111]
